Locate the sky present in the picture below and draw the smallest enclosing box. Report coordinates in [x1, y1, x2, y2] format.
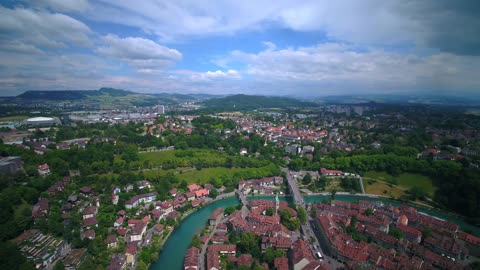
[0, 0, 479, 97]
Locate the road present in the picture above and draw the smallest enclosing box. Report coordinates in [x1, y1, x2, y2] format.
[282, 168, 344, 270]
[359, 176, 365, 194]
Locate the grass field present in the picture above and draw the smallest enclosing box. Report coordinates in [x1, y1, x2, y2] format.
[139, 149, 226, 166]
[363, 178, 406, 198]
[141, 166, 277, 184]
[364, 171, 435, 196]
[0, 115, 29, 121]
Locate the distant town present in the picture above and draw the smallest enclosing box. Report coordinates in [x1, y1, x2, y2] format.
[1, 92, 480, 270]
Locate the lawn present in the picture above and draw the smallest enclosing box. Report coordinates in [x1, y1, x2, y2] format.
[363, 178, 406, 198]
[364, 171, 436, 196]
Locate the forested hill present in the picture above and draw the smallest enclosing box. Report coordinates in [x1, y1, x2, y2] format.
[17, 88, 133, 100]
[202, 94, 317, 110]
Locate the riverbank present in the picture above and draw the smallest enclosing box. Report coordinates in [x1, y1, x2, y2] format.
[149, 194, 238, 270]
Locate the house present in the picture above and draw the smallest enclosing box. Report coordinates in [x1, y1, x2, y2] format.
[114, 217, 124, 227]
[125, 242, 137, 268]
[240, 148, 248, 155]
[209, 208, 224, 226]
[188, 184, 202, 193]
[129, 222, 147, 242]
[157, 201, 173, 214]
[170, 188, 177, 197]
[320, 167, 344, 176]
[82, 206, 97, 220]
[136, 180, 152, 190]
[106, 235, 118, 249]
[107, 253, 126, 270]
[79, 186, 93, 196]
[82, 229, 95, 240]
[274, 257, 289, 270]
[37, 163, 51, 177]
[83, 217, 98, 229]
[184, 246, 200, 270]
[153, 224, 164, 235]
[125, 192, 158, 209]
[195, 189, 209, 198]
[112, 194, 119, 205]
[185, 192, 196, 201]
[291, 239, 314, 270]
[32, 198, 49, 219]
[396, 224, 422, 243]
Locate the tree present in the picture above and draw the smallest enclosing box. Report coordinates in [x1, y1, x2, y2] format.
[297, 207, 307, 224]
[265, 207, 274, 216]
[53, 261, 65, 270]
[365, 208, 374, 216]
[302, 174, 312, 185]
[330, 189, 337, 201]
[190, 234, 201, 249]
[209, 189, 218, 199]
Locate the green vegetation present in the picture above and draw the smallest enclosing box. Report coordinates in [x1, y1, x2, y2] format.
[364, 171, 435, 196]
[202, 94, 316, 111]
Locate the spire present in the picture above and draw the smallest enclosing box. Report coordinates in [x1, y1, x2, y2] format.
[275, 194, 279, 215]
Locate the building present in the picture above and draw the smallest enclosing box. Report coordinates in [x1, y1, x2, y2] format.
[184, 246, 199, 270]
[0, 156, 23, 174]
[106, 235, 118, 249]
[291, 239, 315, 270]
[125, 192, 158, 209]
[25, 116, 60, 127]
[106, 253, 126, 270]
[320, 167, 343, 176]
[209, 208, 224, 226]
[63, 248, 87, 270]
[37, 163, 51, 177]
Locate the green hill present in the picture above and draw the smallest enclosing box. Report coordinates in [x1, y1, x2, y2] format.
[202, 94, 316, 110]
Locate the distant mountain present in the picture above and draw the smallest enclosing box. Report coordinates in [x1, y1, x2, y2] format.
[202, 94, 317, 110]
[7, 88, 223, 108]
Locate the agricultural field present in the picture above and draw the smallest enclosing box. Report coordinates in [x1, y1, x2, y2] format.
[364, 171, 436, 196]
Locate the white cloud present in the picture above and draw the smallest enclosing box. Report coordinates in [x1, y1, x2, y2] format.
[0, 7, 92, 50]
[227, 43, 480, 94]
[35, 0, 90, 12]
[97, 34, 182, 72]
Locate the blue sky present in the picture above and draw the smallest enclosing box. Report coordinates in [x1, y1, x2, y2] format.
[0, 0, 479, 96]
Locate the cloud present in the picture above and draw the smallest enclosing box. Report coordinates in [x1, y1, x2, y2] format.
[35, 0, 90, 12]
[227, 43, 480, 95]
[0, 7, 92, 50]
[85, 1, 480, 56]
[97, 34, 182, 72]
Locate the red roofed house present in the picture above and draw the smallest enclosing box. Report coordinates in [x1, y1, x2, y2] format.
[291, 239, 315, 270]
[125, 242, 137, 268]
[185, 192, 196, 201]
[184, 246, 200, 270]
[83, 217, 98, 229]
[274, 257, 289, 270]
[209, 208, 224, 225]
[397, 224, 422, 243]
[188, 184, 202, 193]
[37, 163, 51, 177]
[320, 167, 343, 176]
[106, 235, 118, 249]
[195, 189, 209, 199]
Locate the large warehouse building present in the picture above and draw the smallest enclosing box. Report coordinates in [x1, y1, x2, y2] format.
[24, 117, 60, 127]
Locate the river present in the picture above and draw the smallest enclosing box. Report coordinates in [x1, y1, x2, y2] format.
[150, 196, 240, 270]
[152, 194, 480, 270]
